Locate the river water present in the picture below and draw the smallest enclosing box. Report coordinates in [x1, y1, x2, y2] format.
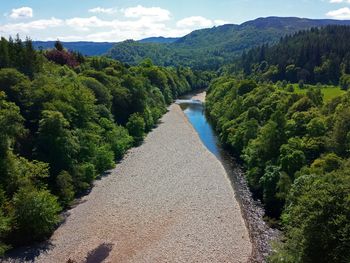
[177, 97, 279, 263]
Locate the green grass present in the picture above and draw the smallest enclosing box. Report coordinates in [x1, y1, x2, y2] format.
[292, 84, 346, 101]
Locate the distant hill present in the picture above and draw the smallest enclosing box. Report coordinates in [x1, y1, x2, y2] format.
[32, 37, 178, 56]
[107, 17, 350, 70]
[138, 37, 179, 44]
[32, 41, 116, 56]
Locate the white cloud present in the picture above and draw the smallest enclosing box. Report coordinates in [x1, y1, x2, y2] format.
[88, 7, 118, 15]
[330, 0, 350, 3]
[66, 16, 113, 31]
[326, 7, 350, 19]
[9, 7, 33, 19]
[0, 18, 63, 34]
[0, 5, 230, 42]
[123, 5, 171, 21]
[177, 16, 213, 28]
[214, 20, 230, 26]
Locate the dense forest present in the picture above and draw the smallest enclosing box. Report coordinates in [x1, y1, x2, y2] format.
[237, 26, 350, 87]
[107, 17, 350, 70]
[0, 37, 211, 254]
[206, 26, 350, 263]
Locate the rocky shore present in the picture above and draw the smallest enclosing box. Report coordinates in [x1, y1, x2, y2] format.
[6, 102, 252, 263]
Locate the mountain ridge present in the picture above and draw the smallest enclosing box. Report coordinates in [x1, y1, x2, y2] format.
[107, 16, 350, 69]
[33, 17, 350, 69]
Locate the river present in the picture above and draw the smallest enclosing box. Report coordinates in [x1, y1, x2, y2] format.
[177, 94, 279, 263]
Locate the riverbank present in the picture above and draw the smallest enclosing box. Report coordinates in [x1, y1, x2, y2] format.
[180, 91, 279, 262]
[6, 101, 251, 262]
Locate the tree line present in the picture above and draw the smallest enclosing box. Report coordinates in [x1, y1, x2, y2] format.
[0, 38, 212, 254]
[206, 28, 350, 262]
[235, 26, 350, 88]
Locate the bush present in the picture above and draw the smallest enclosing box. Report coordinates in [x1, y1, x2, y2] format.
[126, 113, 146, 143]
[13, 187, 61, 243]
[340, 74, 350, 90]
[94, 147, 114, 174]
[270, 169, 350, 263]
[56, 171, 75, 206]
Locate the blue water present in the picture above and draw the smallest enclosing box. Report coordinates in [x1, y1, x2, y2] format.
[177, 98, 275, 261]
[178, 100, 222, 159]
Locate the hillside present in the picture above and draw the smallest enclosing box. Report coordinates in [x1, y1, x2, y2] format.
[32, 41, 116, 56]
[138, 37, 179, 44]
[107, 17, 350, 70]
[237, 25, 350, 85]
[32, 37, 179, 56]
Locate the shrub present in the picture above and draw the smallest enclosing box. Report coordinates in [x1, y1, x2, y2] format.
[13, 187, 61, 243]
[126, 113, 146, 143]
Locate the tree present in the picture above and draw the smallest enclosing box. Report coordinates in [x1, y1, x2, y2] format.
[271, 169, 350, 263]
[54, 40, 64, 51]
[126, 113, 145, 143]
[56, 171, 75, 206]
[13, 187, 61, 243]
[340, 74, 350, 90]
[259, 165, 284, 217]
[36, 110, 78, 175]
[332, 107, 350, 156]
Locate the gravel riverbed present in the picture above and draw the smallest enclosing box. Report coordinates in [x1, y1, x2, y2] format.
[6, 102, 252, 263]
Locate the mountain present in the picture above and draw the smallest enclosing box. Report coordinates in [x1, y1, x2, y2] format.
[32, 41, 116, 56]
[107, 17, 350, 70]
[32, 37, 178, 56]
[138, 37, 179, 44]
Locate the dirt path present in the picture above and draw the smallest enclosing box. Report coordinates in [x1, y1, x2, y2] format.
[7, 99, 251, 263]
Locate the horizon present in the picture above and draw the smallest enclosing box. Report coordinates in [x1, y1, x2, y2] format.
[1, 0, 350, 42]
[3, 16, 350, 43]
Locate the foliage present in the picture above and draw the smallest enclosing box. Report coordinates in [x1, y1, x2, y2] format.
[108, 18, 350, 70]
[238, 26, 350, 85]
[270, 167, 350, 263]
[0, 40, 206, 254]
[126, 113, 146, 143]
[206, 76, 350, 261]
[12, 187, 61, 243]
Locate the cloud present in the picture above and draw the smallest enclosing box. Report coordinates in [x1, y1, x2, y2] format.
[214, 20, 230, 26]
[0, 18, 63, 34]
[123, 5, 171, 21]
[9, 7, 33, 19]
[0, 5, 230, 42]
[66, 16, 113, 31]
[88, 7, 118, 15]
[326, 7, 350, 19]
[177, 16, 213, 28]
[330, 0, 350, 3]
[176, 16, 230, 29]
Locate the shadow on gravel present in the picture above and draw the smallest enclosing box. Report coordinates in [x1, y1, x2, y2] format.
[5, 241, 54, 262]
[85, 243, 114, 263]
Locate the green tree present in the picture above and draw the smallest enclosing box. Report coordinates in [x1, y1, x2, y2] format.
[126, 113, 146, 143]
[271, 168, 350, 263]
[13, 187, 61, 243]
[36, 110, 78, 175]
[56, 171, 75, 206]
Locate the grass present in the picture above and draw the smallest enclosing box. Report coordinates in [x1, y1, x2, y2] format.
[292, 84, 346, 101]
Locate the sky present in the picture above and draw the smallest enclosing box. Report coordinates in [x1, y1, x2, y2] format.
[1, 0, 350, 42]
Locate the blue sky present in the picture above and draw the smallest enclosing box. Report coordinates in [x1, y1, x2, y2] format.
[1, 0, 350, 41]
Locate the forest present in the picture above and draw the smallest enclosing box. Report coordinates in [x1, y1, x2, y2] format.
[107, 18, 350, 71]
[206, 25, 350, 263]
[237, 26, 350, 87]
[0, 37, 211, 254]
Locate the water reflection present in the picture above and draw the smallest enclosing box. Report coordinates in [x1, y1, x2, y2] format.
[177, 100, 221, 159]
[176, 97, 277, 262]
